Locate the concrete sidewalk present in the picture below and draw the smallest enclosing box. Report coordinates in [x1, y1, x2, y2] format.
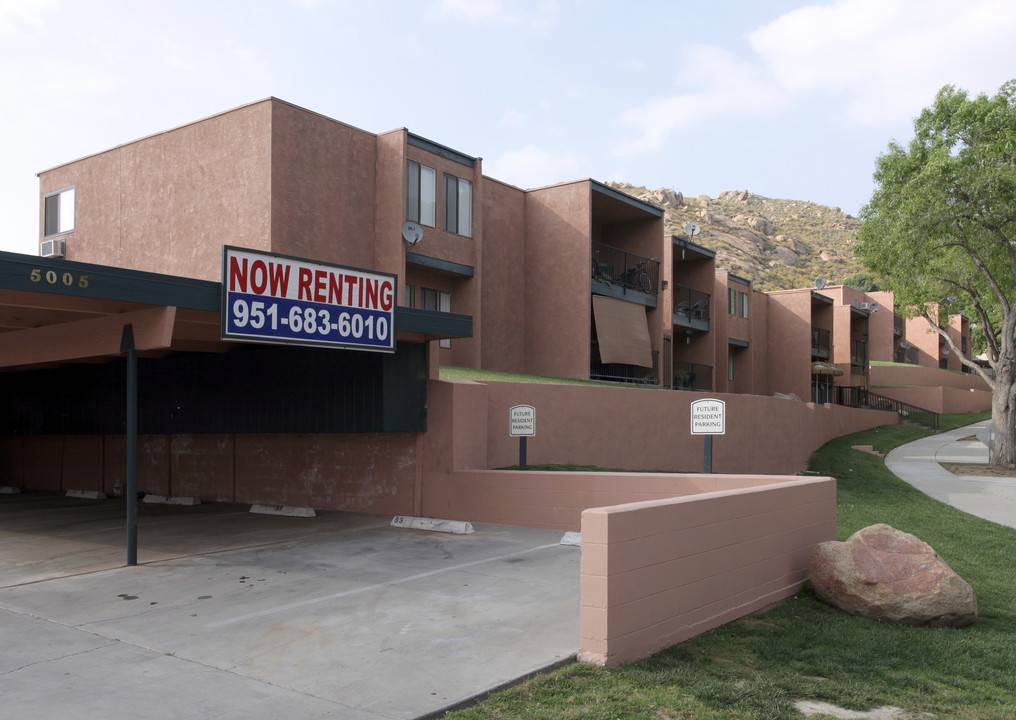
[885, 420, 1016, 529]
[0, 500, 580, 720]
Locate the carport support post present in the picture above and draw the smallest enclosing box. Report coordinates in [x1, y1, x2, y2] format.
[121, 324, 138, 566]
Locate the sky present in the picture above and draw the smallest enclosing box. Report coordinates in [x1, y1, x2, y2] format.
[2, 0, 1016, 256]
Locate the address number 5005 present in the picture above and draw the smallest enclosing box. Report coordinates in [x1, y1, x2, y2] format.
[30, 268, 89, 288]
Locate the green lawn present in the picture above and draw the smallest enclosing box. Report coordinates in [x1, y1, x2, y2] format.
[440, 366, 623, 386]
[444, 411, 1016, 720]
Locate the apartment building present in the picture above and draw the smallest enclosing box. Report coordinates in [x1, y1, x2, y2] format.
[2, 97, 987, 508]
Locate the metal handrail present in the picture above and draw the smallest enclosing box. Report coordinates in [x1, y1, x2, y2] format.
[835, 386, 939, 431]
[673, 285, 710, 324]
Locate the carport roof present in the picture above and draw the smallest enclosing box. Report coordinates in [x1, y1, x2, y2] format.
[0, 250, 471, 369]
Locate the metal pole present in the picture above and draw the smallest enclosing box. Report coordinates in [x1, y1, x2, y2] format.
[704, 435, 713, 474]
[121, 325, 138, 567]
[519, 436, 527, 471]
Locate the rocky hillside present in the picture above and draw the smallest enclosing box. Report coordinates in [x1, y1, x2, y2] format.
[608, 183, 865, 291]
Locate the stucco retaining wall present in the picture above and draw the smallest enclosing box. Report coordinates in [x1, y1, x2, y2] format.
[578, 476, 836, 666]
[875, 386, 991, 414]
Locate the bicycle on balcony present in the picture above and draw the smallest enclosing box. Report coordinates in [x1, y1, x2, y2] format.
[617, 259, 654, 294]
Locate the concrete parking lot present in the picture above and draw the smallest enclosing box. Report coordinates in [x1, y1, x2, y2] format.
[0, 494, 580, 719]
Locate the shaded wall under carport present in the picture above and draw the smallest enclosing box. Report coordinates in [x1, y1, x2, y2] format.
[0, 343, 427, 515]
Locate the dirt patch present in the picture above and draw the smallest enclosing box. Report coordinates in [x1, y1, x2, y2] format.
[940, 462, 1016, 478]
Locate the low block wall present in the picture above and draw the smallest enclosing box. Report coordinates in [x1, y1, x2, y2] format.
[424, 469, 809, 532]
[579, 476, 837, 666]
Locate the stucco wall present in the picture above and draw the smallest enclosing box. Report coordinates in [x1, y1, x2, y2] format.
[578, 476, 836, 666]
[524, 182, 593, 379]
[875, 386, 991, 414]
[479, 177, 528, 373]
[41, 101, 275, 278]
[420, 378, 893, 530]
[429, 380, 894, 476]
[764, 291, 814, 398]
[871, 364, 989, 392]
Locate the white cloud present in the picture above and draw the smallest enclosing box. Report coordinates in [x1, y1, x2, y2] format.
[486, 144, 587, 188]
[748, 0, 1016, 125]
[611, 45, 786, 157]
[612, 0, 1016, 157]
[437, 0, 557, 29]
[0, 0, 57, 35]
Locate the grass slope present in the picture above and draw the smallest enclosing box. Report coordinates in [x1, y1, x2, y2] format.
[444, 412, 1016, 720]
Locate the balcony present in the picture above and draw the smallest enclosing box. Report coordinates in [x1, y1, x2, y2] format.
[672, 361, 713, 391]
[851, 339, 867, 370]
[592, 242, 660, 298]
[811, 327, 831, 359]
[673, 285, 710, 332]
[590, 341, 659, 385]
[894, 314, 904, 336]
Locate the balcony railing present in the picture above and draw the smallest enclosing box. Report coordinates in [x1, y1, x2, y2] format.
[592, 242, 660, 295]
[673, 285, 710, 329]
[590, 341, 659, 385]
[811, 327, 831, 358]
[894, 314, 904, 336]
[672, 361, 713, 391]
[851, 339, 867, 370]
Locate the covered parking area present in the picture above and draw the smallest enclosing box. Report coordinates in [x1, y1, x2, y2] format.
[0, 251, 583, 719]
[0, 250, 471, 559]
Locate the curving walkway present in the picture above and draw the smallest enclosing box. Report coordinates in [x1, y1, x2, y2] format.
[885, 421, 1016, 529]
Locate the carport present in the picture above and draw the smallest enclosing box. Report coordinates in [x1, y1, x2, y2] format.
[0, 250, 472, 563]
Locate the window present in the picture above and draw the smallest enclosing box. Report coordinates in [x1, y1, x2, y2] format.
[406, 162, 436, 227]
[405, 284, 416, 308]
[728, 289, 749, 318]
[44, 187, 75, 237]
[443, 174, 472, 237]
[728, 355, 735, 381]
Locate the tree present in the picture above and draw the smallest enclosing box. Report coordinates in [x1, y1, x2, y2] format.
[842, 272, 882, 292]
[856, 80, 1016, 467]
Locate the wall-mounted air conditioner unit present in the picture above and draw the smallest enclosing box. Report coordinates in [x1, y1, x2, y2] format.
[40, 237, 66, 258]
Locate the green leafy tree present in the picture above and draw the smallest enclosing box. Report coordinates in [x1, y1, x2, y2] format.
[856, 80, 1016, 466]
[842, 272, 881, 292]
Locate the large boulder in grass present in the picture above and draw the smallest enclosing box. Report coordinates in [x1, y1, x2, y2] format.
[809, 524, 978, 627]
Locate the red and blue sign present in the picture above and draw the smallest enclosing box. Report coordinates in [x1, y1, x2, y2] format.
[221, 246, 396, 352]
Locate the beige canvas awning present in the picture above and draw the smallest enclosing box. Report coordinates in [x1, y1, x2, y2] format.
[811, 362, 844, 376]
[592, 295, 654, 368]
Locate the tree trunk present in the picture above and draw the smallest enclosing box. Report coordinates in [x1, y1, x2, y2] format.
[991, 361, 1016, 468]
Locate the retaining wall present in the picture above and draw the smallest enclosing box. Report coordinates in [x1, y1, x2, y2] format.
[578, 476, 836, 666]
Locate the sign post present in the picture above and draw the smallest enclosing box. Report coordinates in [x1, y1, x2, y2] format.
[690, 398, 726, 473]
[509, 405, 536, 470]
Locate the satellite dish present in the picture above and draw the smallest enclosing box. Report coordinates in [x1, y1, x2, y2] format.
[683, 222, 701, 237]
[899, 341, 911, 349]
[814, 278, 826, 290]
[401, 221, 423, 245]
[869, 302, 880, 312]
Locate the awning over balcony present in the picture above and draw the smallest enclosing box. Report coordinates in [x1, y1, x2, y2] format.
[592, 295, 653, 368]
